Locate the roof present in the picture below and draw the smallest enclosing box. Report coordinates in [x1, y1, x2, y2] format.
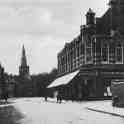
[47, 70, 79, 88]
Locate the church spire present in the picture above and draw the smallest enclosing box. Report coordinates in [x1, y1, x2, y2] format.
[21, 45, 27, 67]
[19, 45, 30, 78]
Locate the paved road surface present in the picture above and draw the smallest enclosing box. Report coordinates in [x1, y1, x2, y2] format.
[0, 98, 124, 124]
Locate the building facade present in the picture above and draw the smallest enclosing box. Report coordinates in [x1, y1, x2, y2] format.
[49, 0, 124, 100]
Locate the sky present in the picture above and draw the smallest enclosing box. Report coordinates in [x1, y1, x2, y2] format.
[0, 0, 109, 75]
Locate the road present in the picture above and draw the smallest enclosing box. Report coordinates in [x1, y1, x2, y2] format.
[0, 98, 124, 124]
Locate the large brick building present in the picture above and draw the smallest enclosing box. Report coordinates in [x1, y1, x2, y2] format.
[48, 0, 124, 100]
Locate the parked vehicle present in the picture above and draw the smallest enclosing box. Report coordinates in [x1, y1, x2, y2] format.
[111, 80, 124, 107]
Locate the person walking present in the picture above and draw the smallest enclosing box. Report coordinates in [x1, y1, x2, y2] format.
[45, 95, 47, 102]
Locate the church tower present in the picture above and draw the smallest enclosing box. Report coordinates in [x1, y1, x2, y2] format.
[19, 45, 30, 78]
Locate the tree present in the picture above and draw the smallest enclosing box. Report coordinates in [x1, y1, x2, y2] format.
[31, 68, 58, 96]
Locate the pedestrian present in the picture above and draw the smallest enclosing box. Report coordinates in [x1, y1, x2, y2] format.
[45, 96, 47, 102]
[57, 93, 62, 103]
[112, 96, 119, 107]
[3, 91, 8, 103]
[59, 94, 62, 103]
[57, 94, 59, 103]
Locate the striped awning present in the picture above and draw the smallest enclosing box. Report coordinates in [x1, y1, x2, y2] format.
[47, 70, 79, 88]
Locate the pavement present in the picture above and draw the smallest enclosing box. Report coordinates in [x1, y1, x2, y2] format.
[43, 98, 124, 118]
[0, 97, 124, 124]
[34, 97, 124, 118]
[86, 100, 124, 118]
[1, 98, 124, 118]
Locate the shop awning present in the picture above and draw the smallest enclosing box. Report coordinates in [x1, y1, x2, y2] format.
[47, 70, 79, 88]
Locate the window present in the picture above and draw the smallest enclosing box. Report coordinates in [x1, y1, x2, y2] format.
[86, 48, 92, 62]
[73, 49, 76, 59]
[86, 40, 93, 64]
[77, 47, 80, 57]
[102, 44, 108, 62]
[81, 44, 84, 55]
[116, 44, 122, 63]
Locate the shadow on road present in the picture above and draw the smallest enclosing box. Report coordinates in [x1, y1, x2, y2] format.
[43, 99, 66, 104]
[0, 105, 24, 124]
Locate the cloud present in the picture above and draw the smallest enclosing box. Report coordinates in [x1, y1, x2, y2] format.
[0, 0, 109, 74]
